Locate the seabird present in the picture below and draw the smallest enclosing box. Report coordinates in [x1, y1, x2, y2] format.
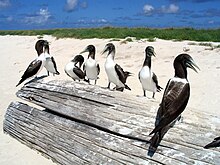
[16, 40, 49, 87]
[148, 53, 200, 153]
[80, 45, 100, 84]
[64, 55, 86, 81]
[102, 43, 131, 91]
[138, 46, 162, 98]
[35, 40, 60, 76]
[204, 136, 220, 149]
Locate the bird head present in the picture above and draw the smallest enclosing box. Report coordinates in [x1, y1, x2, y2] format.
[35, 40, 49, 55]
[101, 43, 115, 55]
[80, 45, 95, 54]
[174, 54, 200, 73]
[72, 55, 84, 68]
[42, 40, 49, 53]
[145, 46, 156, 57]
[35, 40, 48, 55]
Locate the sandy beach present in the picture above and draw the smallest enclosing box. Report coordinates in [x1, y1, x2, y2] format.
[1, 35, 220, 164]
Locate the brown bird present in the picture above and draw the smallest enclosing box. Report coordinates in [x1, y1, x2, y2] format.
[148, 54, 200, 155]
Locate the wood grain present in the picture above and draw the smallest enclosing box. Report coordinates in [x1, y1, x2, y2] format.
[3, 79, 220, 164]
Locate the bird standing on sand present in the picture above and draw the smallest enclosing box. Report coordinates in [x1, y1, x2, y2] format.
[204, 136, 220, 149]
[102, 43, 131, 92]
[35, 40, 60, 76]
[80, 45, 100, 84]
[149, 53, 200, 153]
[64, 55, 86, 81]
[139, 46, 162, 98]
[16, 40, 49, 87]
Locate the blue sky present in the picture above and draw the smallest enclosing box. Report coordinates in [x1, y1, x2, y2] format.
[0, 0, 219, 30]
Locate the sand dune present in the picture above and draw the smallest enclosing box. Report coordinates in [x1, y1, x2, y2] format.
[0, 35, 220, 164]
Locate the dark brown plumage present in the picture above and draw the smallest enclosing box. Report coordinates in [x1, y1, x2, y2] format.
[148, 54, 199, 155]
[204, 136, 220, 149]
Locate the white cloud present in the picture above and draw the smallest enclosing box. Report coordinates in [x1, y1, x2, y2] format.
[143, 4, 154, 15]
[161, 4, 179, 14]
[64, 0, 78, 12]
[208, 20, 214, 24]
[6, 16, 13, 21]
[96, 19, 107, 23]
[0, 0, 10, 8]
[80, 1, 87, 8]
[24, 8, 51, 25]
[78, 18, 108, 24]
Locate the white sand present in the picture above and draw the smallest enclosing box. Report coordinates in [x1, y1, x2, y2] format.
[0, 35, 220, 164]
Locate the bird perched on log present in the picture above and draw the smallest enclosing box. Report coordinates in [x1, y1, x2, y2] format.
[16, 40, 49, 87]
[148, 53, 200, 154]
[64, 55, 86, 81]
[139, 46, 163, 98]
[35, 40, 60, 76]
[204, 136, 220, 149]
[102, 43, 132, 92]
[80, 45, 100, 85]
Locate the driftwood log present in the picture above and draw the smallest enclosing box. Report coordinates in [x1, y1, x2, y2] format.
[3, 78, 220, 165]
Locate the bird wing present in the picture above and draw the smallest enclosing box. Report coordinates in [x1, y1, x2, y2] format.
[152, 72, 163, 91]
[83, 63, 86, 72]
[16, 59, 43, 87]
[138, 71, 140, 81]
[51, 57, 58, 71]
[73, 67, 85, 79]
[150, 79, 190, 135]
[97, 63, 100, 75]
[115, 64, 126, 84]
[21, 59, 42, 80]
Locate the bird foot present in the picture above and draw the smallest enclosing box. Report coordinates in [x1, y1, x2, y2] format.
[136, 95, 145, 98]
[178, 116, 184, 123]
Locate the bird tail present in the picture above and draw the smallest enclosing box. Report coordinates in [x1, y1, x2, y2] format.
[148, 132, 161, 155]
[125, 84, 131, 90]
[16, 78, 25, 87]
[204, 137, 220, 149]
[123, 71, 132, 91]
[115, 84, 131, 92]
[204, 141, 218, 149]
[124, 71, 132, 77]
[56, 71, 60, 75]
[156, 85, 163, 92]
[83, 78, 90, 83]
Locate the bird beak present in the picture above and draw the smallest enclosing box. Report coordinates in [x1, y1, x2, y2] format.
[80, 48, 88, 54]
[187, 59, 200, 73]
[101, 46, 108, 55]
[152, 51, 156, 57]
[44, 40, 49, 46]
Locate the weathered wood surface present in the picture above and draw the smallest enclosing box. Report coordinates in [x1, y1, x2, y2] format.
[4, 78, 220, 165]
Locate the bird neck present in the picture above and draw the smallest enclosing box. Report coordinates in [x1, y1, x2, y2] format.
[37, 49, 43, 56]
[44, 47, 50, 54]
[88, 52, 95, 59]
[107, 52, 115, 61]
[174, 63, 187, 79]
[74, 62, 80, 68]
[38, 53, 46, 61]
[143, 55, 151, 68]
